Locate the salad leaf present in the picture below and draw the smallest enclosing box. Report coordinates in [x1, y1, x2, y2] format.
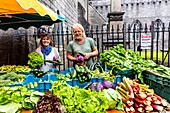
[51, 81, 110, 113]
[0, 102, 21, 113]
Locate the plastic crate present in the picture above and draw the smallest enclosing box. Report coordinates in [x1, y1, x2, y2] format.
[37, 82, 45, 92]
[143, 71, 157, 81]
[105, 63, 135, 77]
[107, 65, 112, 70]
[66, 79, 73, 86]
[44, 82, 52, 91]
[47, 74, 58, 81]
[143, 73, 170, 103]
[22, 74, 48, 85]
[119, 69, 136, 80]
[59, 67, 74, 75]
[154, 87, 170, 103]
[48, 68, 59, 73]
[91, 77, 98, 83]
[98, 78, 104, 83]
[114, 75, 121, 87]
[143, 70, 170, 87]
[27, 82, 52, 92]
[144, 78, 160, 89]
[22, 74, 35, 85]
[9, 74, 55, 92]
[72, 79, 90, 88]
[163, 77, 169, 86]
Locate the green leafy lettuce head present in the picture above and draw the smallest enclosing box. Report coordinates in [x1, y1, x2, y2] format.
[27, 52, 44, 69]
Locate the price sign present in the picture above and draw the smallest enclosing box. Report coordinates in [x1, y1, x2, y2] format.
[141, 33, 151, 50]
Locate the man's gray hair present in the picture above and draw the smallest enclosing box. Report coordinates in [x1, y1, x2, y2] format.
[72, 23, 86, 38]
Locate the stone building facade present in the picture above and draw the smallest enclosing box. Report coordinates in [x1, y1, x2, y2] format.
[88, 0, 110, 28]
[121, 0, 170, 50]
[121, 0, 170, 27]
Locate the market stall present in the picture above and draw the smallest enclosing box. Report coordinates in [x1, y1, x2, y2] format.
[0, 44, 170, 113]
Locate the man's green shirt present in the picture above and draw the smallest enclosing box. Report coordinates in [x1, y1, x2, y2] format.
[66, 37, 96, 67]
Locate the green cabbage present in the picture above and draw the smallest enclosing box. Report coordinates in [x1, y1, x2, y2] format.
[104, 88, 124, 111]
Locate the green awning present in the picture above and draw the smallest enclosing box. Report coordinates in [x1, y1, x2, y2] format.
[0, 0, 66, 30]
[0, 13, 66, 30]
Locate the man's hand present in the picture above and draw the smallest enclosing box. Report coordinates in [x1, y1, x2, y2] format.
[84, 53, 91, 60]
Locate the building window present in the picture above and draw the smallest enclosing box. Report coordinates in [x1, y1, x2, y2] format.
[153, 19, 162, 40]
[131, 20, 142, 40]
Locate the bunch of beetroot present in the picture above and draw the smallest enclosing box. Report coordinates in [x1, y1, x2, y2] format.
[53, 56, 62, 64]
[77, 54, 84, 61]
[33, 91, 65, 113]
[116, 77, 170, 113]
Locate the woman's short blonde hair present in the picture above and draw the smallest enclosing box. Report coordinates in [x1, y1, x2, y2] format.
[72, 23, 86, 38]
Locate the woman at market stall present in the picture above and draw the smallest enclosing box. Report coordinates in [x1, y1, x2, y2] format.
[66, 23, 98, 68]
[35, 30, 60, 72]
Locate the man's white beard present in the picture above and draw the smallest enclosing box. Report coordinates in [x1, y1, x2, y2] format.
[75, 35, 83, 40]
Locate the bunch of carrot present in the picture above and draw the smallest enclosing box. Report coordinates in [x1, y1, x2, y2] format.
[116, 77, 170, 113]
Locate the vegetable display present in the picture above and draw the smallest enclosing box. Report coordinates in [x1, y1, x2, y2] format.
[88, 80, 115, 92]
[73, 64, 91, 82]
[102, 80, 114, 89]
[0, 65, 31, 73]
[0, 72, 26, 86]
[0, 86, 43, 112]
[33, 91, 65, 113]
[51, 80, 111, 113]
[116, 77, 170, 112]
[30, 69, 47, 78]
[100, 44, 170, 83]
[89, 82, 104, 92]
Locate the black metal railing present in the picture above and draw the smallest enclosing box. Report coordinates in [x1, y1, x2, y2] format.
[34, 22, 170, 71]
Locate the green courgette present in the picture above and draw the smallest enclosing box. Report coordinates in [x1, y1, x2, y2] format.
[71, 70, 77, 78]
[77, 51, 85, 56]
[75, 64, 81, 73]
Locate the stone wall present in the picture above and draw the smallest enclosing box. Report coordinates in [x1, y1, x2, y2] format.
[0, 28, 35, 66]
[88, 4, 108, 29]
[40, 0, 88, 29]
